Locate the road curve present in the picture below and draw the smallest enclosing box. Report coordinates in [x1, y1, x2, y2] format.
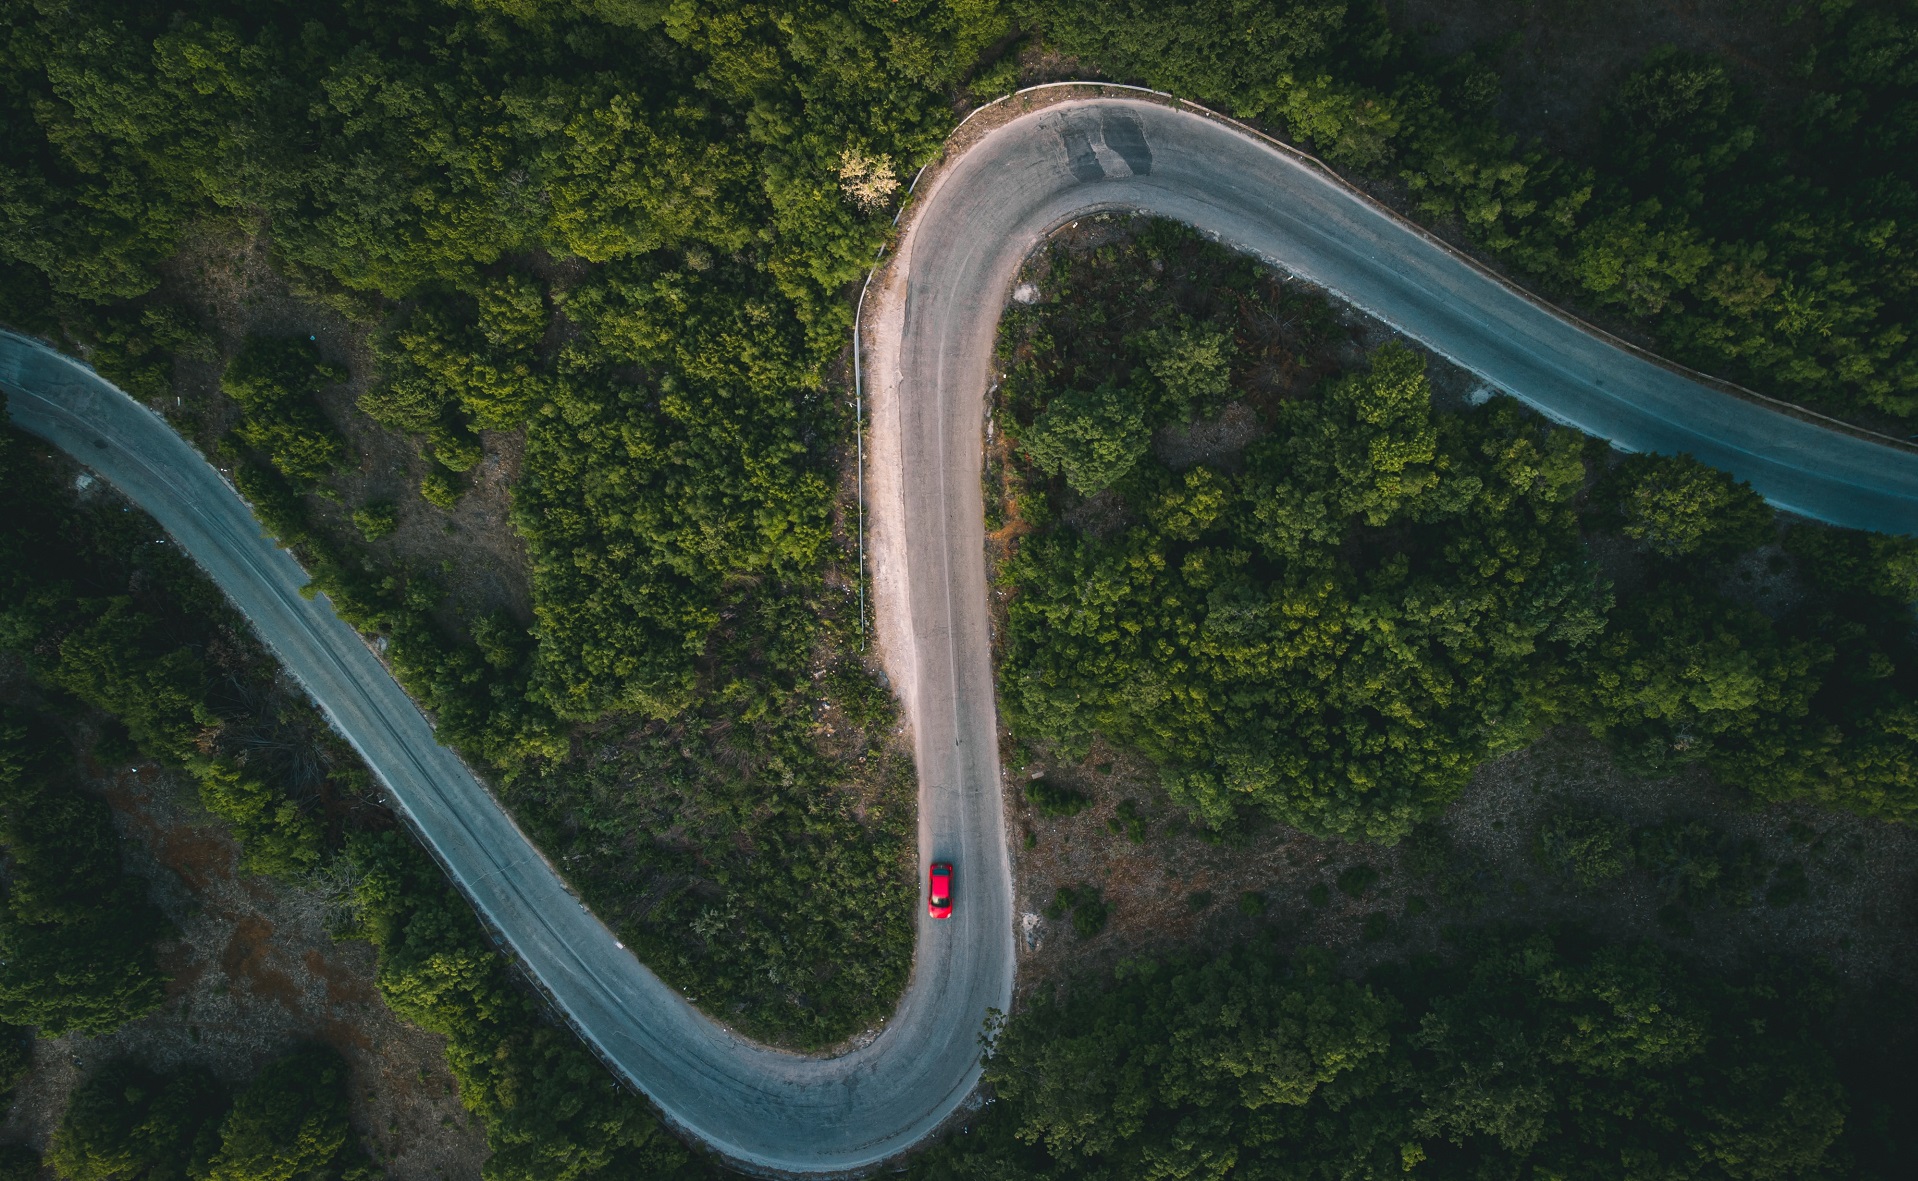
[7, 87, 1918, 1178]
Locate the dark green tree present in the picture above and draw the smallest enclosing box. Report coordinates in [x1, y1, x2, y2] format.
[0, 713, 168, 1036]
[47, 1060, 227, 1181]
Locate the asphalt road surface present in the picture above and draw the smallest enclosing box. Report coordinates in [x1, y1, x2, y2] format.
[6, 90, 1918, 1176]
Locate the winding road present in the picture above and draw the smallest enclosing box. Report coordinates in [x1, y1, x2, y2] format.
[6, 87, 1918, 1176]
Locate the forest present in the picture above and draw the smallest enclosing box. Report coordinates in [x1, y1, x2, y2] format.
[957, 209, 1918, 1181]
[2, 0, 1916, 1178]
[911, 929, 1912, 1180]
[1019, 0, 1918, 424]
[996, 217, 1918, 840]
[0, 418, 712, 1177]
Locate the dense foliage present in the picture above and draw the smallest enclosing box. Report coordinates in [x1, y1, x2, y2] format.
[913, 928, 1910, 1180]
[0, 709, 167, 1037]
[47, 1047, 375, 1181]
[1019, 0, 1918, 422]
[996, 223, 1918, 839]
[48, 1060, 228, 1181]
[0, 0, 989, 1042]
[221, 336, 350, 488]
[996, 226, 1606, 838]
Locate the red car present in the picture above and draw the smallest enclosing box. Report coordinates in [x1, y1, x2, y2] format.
[928, 862, 954, 919]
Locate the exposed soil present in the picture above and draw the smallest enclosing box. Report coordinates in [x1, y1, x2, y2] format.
[156, 226, 533, 631]
[0, 720, 487, 1180]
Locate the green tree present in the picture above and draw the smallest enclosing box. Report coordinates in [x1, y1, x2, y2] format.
[1584, 580, 1826, 772]
[1594, 451, 1774, 559]
[1013, 383, 1153, 495]
[221, 337, 348, 486]
[200, 1047, 368, 1181]
[0, 713, 168, 1036]
[48, 1060, 227, 1181]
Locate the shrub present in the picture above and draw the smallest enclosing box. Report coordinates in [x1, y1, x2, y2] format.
[1238, 890, 1267, 917]
[1533, 810, 1631, 886]
[1071, 895, 1109, 939]
[1766, 861, 1811, 908]
[1633, 818, 1769, 909]
[419, 468, 460, 509]
[1025, 778, 1091, 818]
[1108, 799, 1148, 842]
[351, 501, 397, 542]
[1335, 864, 1379, 898]
[220, 337, 348, 487]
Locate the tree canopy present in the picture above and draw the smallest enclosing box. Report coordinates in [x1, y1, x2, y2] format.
[996, 221, 1918, 839]
[918, 930, 1871, 1181]
[0, 710, 167, 1037]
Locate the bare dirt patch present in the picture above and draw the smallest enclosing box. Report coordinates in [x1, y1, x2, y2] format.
[0, 754, 487, 1180]
[157, 225, 533, 630]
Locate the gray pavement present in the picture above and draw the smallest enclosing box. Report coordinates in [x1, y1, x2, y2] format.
[5, 91, 1917, 1178]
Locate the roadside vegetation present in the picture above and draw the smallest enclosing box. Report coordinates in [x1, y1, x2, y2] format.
[936, 213, 1918, 1180]
[0, 422, 703, 1178]
[913, 929, 1911, 1180]
[3, 0, 1917, 1177]
[993, 219, 1918, 842]
[1016, 0, 1918, 425]
[49, 1046, 373, 1181]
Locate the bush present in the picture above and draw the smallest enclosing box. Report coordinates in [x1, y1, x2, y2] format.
[1108, 799, 1147, 842]
[221, 337, 348, 487]
[1237, 890, 1267, 917]
[1633, 818, 1769, 910]
[1335, 864, 1379, 899]
[419, 468, 460, 509]
[1533, 810, 1631, 886]
[1025, 778, 1091, 818]
[1045, 885, 1109, 938]
[1592, 452, 1774, 559]
[351, 501, 397, 542]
